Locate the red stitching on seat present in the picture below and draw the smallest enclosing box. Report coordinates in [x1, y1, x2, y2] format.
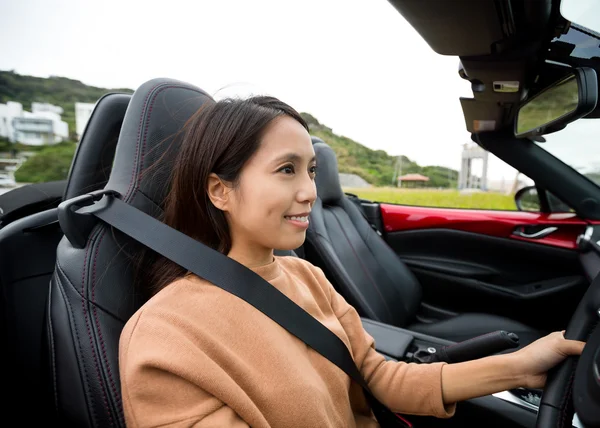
[90, 83, 206, 423]
[81, 84, 159, 425]
[123, 83, 160, 202]
[82, 231, 113, 425]
[124, 83, 193, 203]
[91, 231, 117, 425]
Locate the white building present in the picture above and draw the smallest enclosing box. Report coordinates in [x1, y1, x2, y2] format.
[0, 101, 23, 142]
[75, 102, 96, 140]
[32, 102, 64, 115]
[0, 101, 68, 146]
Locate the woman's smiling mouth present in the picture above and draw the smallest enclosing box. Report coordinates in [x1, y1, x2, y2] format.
[284, 213, 310, 228]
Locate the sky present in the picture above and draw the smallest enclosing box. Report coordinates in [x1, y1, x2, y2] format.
[561, 0, 599, 33]
[0, 0, 599, 184]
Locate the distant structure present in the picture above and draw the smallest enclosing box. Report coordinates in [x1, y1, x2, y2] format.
[31, 102, 63, 115]
[0, 101, 68, 146]
[458, 143, 488, 190]
[75, 102, 96, 140]
[398, 173, 430, 188]
[339, 173, 371, 188]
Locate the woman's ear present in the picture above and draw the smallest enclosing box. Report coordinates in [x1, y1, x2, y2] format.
[207, 173, 232, 211]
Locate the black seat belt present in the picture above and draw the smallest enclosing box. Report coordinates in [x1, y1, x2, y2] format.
[63, 192, 411, 427]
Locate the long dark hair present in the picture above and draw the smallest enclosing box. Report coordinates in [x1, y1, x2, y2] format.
[137, 96, 308, 296]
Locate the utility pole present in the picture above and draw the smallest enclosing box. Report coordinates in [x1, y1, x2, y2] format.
[398, 156, 402, 188]
[393, 155, 403, 188]
[392, 155, 402, 187]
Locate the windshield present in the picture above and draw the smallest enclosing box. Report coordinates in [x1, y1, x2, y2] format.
[531, 3, 600, 187]
[560, 0, 600, 34]
[534, 119, 600, 186]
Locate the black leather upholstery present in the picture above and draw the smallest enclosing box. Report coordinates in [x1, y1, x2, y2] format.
[0, 208, 63, 421]
[311, 136, 344, 205]
[46, 78, 213, 427]
[0, 92, 133, 425]
[64, 93, 131, 200]
[306, 139, 543, 345]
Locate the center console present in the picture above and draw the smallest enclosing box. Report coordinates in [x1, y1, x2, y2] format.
[361, 317, 454, 362]
[361, 317, 583, 428]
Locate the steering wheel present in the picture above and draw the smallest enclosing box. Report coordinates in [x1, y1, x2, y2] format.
[535, 269, 600, 428]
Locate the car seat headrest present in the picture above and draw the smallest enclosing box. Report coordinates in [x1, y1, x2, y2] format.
[64, 92, 131, 200]
[104, 78, 213, 213]
[313, 140, 344, 205]
[311, 135, 323, 145]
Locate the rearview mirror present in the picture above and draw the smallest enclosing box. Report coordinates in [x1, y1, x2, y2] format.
[515, 67, 598, 138]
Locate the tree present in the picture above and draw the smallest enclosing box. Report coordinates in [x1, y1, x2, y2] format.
[14, 142, 76, 183]
[0, 137, 12, 153]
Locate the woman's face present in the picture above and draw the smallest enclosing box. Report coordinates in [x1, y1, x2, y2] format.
[216, 116, 317, 259]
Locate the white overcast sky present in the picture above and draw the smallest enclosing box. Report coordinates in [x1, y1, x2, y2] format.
[0, 0, 599, 182]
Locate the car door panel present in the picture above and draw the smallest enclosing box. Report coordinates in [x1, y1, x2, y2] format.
[380, 204, 587, 249]
[378, 204, 590, 331]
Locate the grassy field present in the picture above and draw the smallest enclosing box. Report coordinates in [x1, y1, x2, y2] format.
[343, 187, 518, 210]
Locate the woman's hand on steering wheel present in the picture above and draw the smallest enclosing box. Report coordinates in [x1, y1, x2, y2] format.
[512, 331, 586, 389]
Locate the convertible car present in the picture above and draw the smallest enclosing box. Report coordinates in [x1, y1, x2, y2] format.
[1, 0, 599, 427]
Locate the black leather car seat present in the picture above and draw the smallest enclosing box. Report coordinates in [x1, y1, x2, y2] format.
[0, 92, 130, 423]
[305, 138, 543, 345]
[45, 80, 213, 427]
[44, 81, 308, 426]
[63, 93, 132, 200]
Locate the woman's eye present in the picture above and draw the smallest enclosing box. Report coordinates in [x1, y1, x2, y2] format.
[280, 165, 295, 174]
[309, 165, 317, 175]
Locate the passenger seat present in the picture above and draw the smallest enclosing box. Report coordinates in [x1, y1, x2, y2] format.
[304, 137, 542, 346]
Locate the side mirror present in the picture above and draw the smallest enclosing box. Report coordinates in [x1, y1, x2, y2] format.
[515, 186, 574, 213]
[515, 186, 541, 212]
[515, 67, 598, 138]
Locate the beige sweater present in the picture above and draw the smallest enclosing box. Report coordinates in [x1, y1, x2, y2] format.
[119, 256, 456, 427]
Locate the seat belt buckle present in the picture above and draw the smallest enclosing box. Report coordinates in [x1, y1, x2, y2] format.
[58, 189, 121, 249]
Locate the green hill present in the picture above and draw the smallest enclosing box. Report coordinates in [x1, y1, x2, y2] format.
[303, 113, 457, 187]
[1, 70, 457, 187]
[0, 70, 133, 139]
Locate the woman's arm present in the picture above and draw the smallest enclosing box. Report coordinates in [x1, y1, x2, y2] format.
[440, 353, 521, 404]
[441, 331, 584, 404]
[317, 261, 584, 414]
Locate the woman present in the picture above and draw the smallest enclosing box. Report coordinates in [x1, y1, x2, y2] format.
[119, 96, 585, 427]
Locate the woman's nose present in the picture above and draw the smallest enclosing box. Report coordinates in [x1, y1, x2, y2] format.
[298, 174, 317, 205]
